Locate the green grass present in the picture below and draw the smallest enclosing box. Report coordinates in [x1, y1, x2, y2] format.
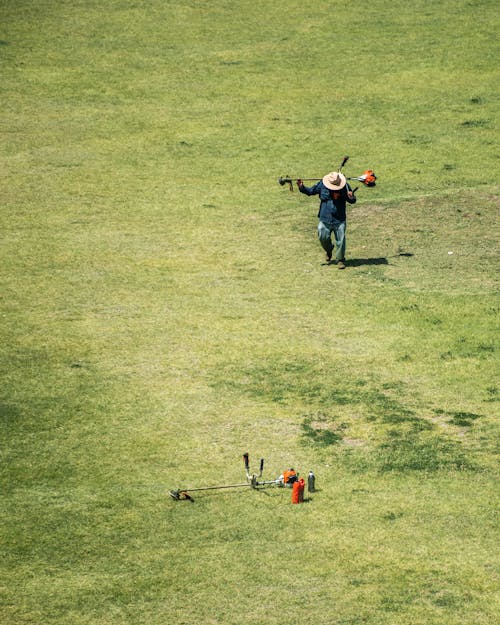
[1, 1, 499, 623]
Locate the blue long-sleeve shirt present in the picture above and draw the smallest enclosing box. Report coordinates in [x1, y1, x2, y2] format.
[299, 181, 356, 223]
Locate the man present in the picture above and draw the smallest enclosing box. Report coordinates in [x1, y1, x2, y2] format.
[297, 171, 356, 268]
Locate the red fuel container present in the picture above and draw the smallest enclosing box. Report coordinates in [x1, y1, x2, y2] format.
[291, 478, 305, 504]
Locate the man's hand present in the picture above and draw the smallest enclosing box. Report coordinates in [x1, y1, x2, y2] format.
[296, 179, 303, 189]
[347, 190, 354, 200]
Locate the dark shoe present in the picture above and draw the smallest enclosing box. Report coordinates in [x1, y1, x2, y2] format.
[337, 260, 346, 269]
[326, 253, 332, 263]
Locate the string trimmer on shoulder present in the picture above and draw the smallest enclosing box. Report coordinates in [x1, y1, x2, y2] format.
[169, 453, 315, 503]
[278, 155, 377, 192]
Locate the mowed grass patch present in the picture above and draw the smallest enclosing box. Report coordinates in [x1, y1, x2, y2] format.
[1, 0, 499, 624]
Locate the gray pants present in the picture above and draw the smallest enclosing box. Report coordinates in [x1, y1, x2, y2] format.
[318, 220, 346, 261]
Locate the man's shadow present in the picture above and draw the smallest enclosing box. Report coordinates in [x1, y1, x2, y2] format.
[346, 257, 388, 267]
[341, 253, 414, 268]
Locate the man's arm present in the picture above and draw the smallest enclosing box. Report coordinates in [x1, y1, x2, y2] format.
[297, 180, 321, 196]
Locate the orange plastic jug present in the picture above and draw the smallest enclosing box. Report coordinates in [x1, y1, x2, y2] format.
[291, 478, 305, 504]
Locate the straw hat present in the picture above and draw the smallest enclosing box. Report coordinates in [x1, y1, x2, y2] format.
[322, 171, 346, 190]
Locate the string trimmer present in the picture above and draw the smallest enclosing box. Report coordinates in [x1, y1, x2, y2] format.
[278, 155, 377, 191]
[168, 453, 306, 502]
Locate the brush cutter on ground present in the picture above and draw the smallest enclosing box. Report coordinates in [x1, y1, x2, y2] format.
[168, 453, 304, 502]
[278, 155, 377, 192]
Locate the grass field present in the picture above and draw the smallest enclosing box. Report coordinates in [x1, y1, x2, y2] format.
[1, 1, 499, 624]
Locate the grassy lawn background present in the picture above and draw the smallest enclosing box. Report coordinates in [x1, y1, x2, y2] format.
[1, 1, 499, 624]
